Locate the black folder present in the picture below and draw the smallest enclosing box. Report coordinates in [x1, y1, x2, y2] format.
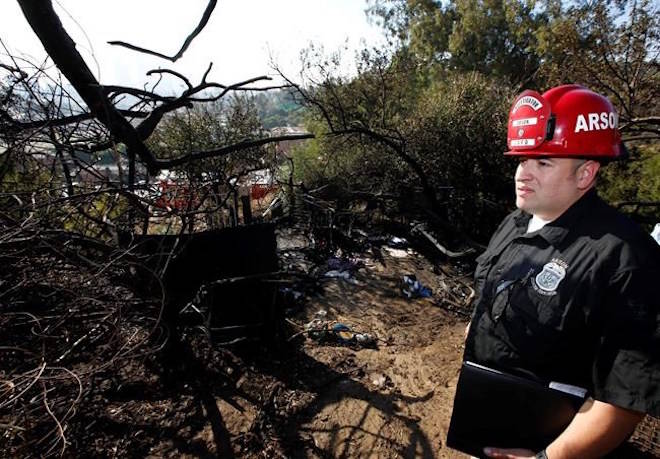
[447, 361, 587, 458]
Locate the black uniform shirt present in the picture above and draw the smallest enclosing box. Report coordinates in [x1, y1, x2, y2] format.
[464, 188, 660, 416]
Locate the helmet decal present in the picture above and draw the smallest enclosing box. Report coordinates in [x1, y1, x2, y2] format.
[512, 95, 543, 113]
[574, 112, 618, 133]
[510, 138, 536, 147]
[512, 117, 538, 127]
[506, 90, 551, 151]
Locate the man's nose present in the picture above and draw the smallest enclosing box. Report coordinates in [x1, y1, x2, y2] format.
[516, 162, 532, 181]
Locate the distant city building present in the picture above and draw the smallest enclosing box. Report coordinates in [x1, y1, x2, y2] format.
[270, 126, 309, 157]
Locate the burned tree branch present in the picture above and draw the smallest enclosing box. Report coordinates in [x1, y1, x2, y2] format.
[107, 0, 218, 62]
[0, 62, 28, 78]
[132, 75, 276, 141]
[102, 85, 176, 103]
[17, 0, 161, 173]
[155, 133, 313, 169]
[17, 0, 312, 174]
[5, 110, 149, 131]
[412, 223, 476, 258]
[146, 69, 193, 90]
[201, 62, 213, 83]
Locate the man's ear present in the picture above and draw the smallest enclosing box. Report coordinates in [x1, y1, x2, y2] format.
[576, 160, 600, 190]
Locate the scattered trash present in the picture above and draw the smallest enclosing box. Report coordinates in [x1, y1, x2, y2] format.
[327, 257, 361, 272]
[371, 373, 393, 390]
[383, 247, 409, 258]
[315, 309, 328, 318]
[372, 374, 387, 388]
[323, 270, 360, 285]
[354, 333, 376, 346]
[388, 236, 408, 249]
[652, 223, 660, 245]
[366, 234, 389, 245]
[332, 323, 354, 341]
[305, 318, 327, 341]
[304, 320, 377, 348]
[402, 274, 432, 299]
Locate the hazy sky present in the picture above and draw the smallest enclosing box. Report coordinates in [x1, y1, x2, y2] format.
[0, 0, 386, 94]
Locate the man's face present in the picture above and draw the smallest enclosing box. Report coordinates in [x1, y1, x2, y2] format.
[514, 157, 588, 221]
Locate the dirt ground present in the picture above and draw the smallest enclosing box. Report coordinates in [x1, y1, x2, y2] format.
[207, 231, 473, 458]
[34, 229, 470, 459]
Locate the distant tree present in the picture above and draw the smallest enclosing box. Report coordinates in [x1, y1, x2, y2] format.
[367, 0, 552, 85]
[536, 0, 660, 143]
[148, 96, 277, 230]
[252, 89, 306, 129]
[368, 0, 659, 140]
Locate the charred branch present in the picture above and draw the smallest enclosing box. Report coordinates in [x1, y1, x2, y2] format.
[16, 0, 313, 174]
[107, 0, 218, 63]
[0, 62, 28, 78]
[156, 133, 313, 169]
[4, 110, 149, 131]
[146, 69, 193, 90]
[18, 0, 161, 172]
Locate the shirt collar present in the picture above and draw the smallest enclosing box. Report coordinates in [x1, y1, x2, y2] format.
[515, 188, 599, 246]
[513, 209, 532, 233]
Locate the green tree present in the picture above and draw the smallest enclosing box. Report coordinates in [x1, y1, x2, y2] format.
[598, 144, 660, 228]
[252, 89, 306, 129]
[537, 0, 660, 142]
[368, 0, 552, 85]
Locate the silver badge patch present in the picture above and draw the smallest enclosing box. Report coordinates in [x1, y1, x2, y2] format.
[535, 261, 566, 292]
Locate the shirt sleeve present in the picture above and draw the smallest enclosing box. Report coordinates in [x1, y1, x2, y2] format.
[592, 266, 660, 416]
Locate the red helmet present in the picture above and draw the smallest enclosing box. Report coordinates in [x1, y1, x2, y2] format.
[505, 84, 627, 159]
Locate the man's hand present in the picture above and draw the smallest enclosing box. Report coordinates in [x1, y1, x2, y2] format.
[483, 399, 643, 459]
[483, 447, 536, 458]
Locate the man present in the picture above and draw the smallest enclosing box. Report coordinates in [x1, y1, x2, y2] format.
[462, 85, 659, 458]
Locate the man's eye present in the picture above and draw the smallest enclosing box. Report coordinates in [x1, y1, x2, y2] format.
[539, 160, 551, 167]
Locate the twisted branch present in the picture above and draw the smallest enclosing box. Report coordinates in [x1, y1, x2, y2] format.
[108, 0, 218, 62]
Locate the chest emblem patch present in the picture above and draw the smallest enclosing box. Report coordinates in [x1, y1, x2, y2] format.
[535, 261, 566, 293]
